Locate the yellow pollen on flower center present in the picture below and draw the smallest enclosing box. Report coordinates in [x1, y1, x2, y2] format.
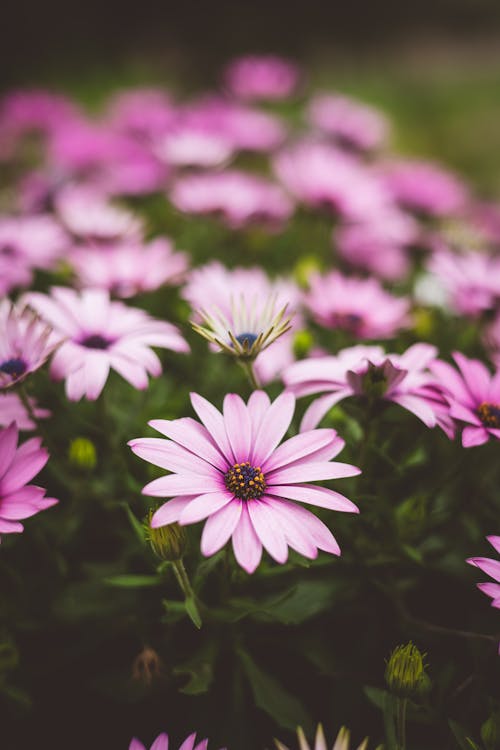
[224, 462, 266, 500]
[478, 402, 500, 428]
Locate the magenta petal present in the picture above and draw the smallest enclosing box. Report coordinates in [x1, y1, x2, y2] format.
[478, 582, 500, 601]
[268, 461, 361, 484]
[179, 491, 233, 524]
[262, 429, 337, 472]
[200, 500, 242, 556]
[300, 391, 351, 431]
[449, 402, 481, 425]
[467, 556, 500, 582]
[247, 390, 271, 437]
[129, 438, 219, 475]
[0, 518, 24, 533]
[178, 735, 196, 750]
[144, 472, 221, 497]
[223, 393, 252, 462]
[264, 499, 318, 559]
[487, 536, 500, 555]
[462, 425, 489, 448]
[150, 733, 170, 750]
[151, 496, 194, 527]
[149, 417, 227, 470]
[247, 499, 288, 563]
[390, 393, 437, 427]
[189, 392, 234, 464]
[268, 483, 359, 513]
[2, 444, 48, 495]
[0, 423, 18, 478]
[232, 505, 263, 574]
[251, 391, 295, 465]
[271, 498, 340, 555]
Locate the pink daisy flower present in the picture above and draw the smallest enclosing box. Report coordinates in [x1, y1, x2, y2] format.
[307, 93, 389, 152]
[304, 271, 410, 339]
[427, 249, 500, 317]
[0, 214, 69, 273]
[379, 159, 467, 217]
[0, 393, 50, 431]
[70, 237, 189, 298]
[25, 287, 189, 401]
[284, 343, 453, 434]
[182, 262, 301, 383]
[273, 141, 389, 221]
[0, 300, 57, 389]
[129, 731, 225, 750]
[55, 185, 144, 243]
[105, 88, 177, 140]
[0, 423, 57, 542]
[154, 127, 234, 168]
[129, 390, 360, 574]
[431, 352, 500, 447]
[170, 170, 293, 230]
[223, 55, 300, 101]
[276, 724, 372, 750]
[467, 535, 500, 653]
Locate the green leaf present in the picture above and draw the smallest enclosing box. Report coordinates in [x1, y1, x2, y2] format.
[238, 648, 312, 732]
[364, 685, 388, 710]
[173, 644, 215, 695]
[120, 503, 146, 544]
[185, 596, 203, 629]
[449, 720, 481, 750]
[104, 575, 161, 588]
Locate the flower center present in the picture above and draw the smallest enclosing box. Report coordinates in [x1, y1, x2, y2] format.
[79, 334, 113, 350]
[478, 402, 500, 428]
[0, 244, 18, 257]
[224, 462, 266, 500]
[235, 332, 259, 348]
[0, 357, 27, 378]
[331, 312, 363, 333]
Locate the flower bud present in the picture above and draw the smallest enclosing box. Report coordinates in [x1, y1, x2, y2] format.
[482, 711, 500, 750]
[68, 437, 97, 470]
[293, 330, 314, 359]
[144, 510, 187, 562]
[385, 642, 429, 699]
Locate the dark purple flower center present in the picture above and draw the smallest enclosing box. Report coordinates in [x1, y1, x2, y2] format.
[235, 332, 259, 348]
[478, 402, 500, 428]
[0, 357, 27, 379]
[224, 462, 266, 500]
[79, 334, 113, 350]
[331, 312, 363, 334]
[0, 244, 18, 257]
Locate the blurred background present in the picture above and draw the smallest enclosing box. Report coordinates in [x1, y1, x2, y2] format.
[3, 0, 500, 193]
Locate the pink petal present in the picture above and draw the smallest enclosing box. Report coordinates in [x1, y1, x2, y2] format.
[271, 498, 340, 555]
[487, 536, 500, 554]
[149, 418, 227, 471]
[179, 491, 233, 524]
[390, 393, 437, 427]
[2, 443, 48, 495]
[449, 402, 481, 425]
[453, 352, 491, 400]
[151, 496, 194, 527]
[200, 500, 242, 556]
[232, 504, 263, 574]
[300, 391, 351, 431]
[478, 582, 500, 600]
[178, 736, 196, 750]
[223, 393, 252, 462]
[251, 391, 295, 465]
[268, 461, 361, 484]
[462, 425, 489, 448]
[268, 483, 359, 513]
[262, 429, 338, 473]
[247, 390, 271, 438]
[0, 423, 18, 478]
[247, 499, 289, 563]
[129, 438, 219, 475]
[151, 733, 169, 750]
[0, 518, 24, 533]
[467, 556, 500, 582]
[143, 473, 221, 497]
[264, 499, 318, 559]
[189, 392, 234, 464]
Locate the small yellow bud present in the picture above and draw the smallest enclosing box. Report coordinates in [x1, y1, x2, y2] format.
[412, 308, 434, 339]
[144, 510, 187, 562]
[294, 255, 322, 288]
[293, 329, 314, 358]
[385, 642, 429, 699]
[68, 437, 97, 470]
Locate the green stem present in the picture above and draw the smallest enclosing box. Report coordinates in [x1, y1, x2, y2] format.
[239, 360, 260, 389]
[396, 697, 407, 750]
[171, 559, 202, 629]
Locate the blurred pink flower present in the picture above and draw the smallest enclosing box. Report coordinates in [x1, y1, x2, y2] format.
[0, 253, 32, 296]
[105, 88, 177, 139]
[431, 352, 500, 447]
[273, 141, 389, 220]
[0, 423, 57, 542]
[427, 248, 500, 317]
[182, 262, 301, 382]
[154, 127, 234, 168]
[467, 535, 500, 653]
[70, 237, 189, 297]
[380, 159, 467, 217]
[0, 393, 50, 431]
[129, 731, 225, 750]
[284, 343, 453, 434]
[223, 55, 300, 101]
[129, 391, 360, 573]
[0, 300, 58, 389]
[335, 208, 418, 280]
[307, 93, 389, 151]
[25, 287, 189, 401]
[170, 170, 293, 229]
[304, 271, 410, 338]
[0, 214, 69, 272]
[55, 186, 144, 243]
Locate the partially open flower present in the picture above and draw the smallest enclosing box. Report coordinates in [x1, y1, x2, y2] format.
[275, 724, 373, 750]
[385, 642, 429, 698]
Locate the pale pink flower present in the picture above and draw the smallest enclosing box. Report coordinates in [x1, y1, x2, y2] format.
[170, 170, 293, 229]
[307, 93, 389, 151]
[223, 55, 300, 101]
[273, 141, 390, 221]
[0, 423, 57, 542]
[105, 88, 177, 139]
[431, 352, 500, 447]
[25, 287, 189, 401]
[0, 300, 58, 389]
[0, 253, 32, 295]
[55, 186, 144, 243]
[304, 271, 410, 339]
[427, 249, 500, 317]
[154, 127, 234, 168]
[380, 159, 467, 217]
[335, 208, 419, 280]
[467, 535, 500, 654]
[129, 390, 360, 574]
[0, 214, 69, 272]
[70, 237, 189, 297]
[0, 393, 50, 431]
[182, 262, 301, 382]
[129, 731, 225, 750]
[284, 343, 454, 434]
[276, 724, 372, 750]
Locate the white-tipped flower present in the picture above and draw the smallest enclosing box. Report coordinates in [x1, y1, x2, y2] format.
[275, 724, 374, 750]
[192, 292, 293, 361]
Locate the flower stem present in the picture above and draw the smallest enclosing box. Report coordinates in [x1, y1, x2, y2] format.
[171, 559, 202, 629]
[396, 697, 407, 750]
[239, 360, 260, 390]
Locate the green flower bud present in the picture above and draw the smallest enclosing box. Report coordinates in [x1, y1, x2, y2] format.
[144, 510, 187, 562]
[294, 256, 322, 288]
[68, 437, 97, 470]
[293, 330, 314, 359]
[385, 642, 429, 699]
[482, 711, 500, 750]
